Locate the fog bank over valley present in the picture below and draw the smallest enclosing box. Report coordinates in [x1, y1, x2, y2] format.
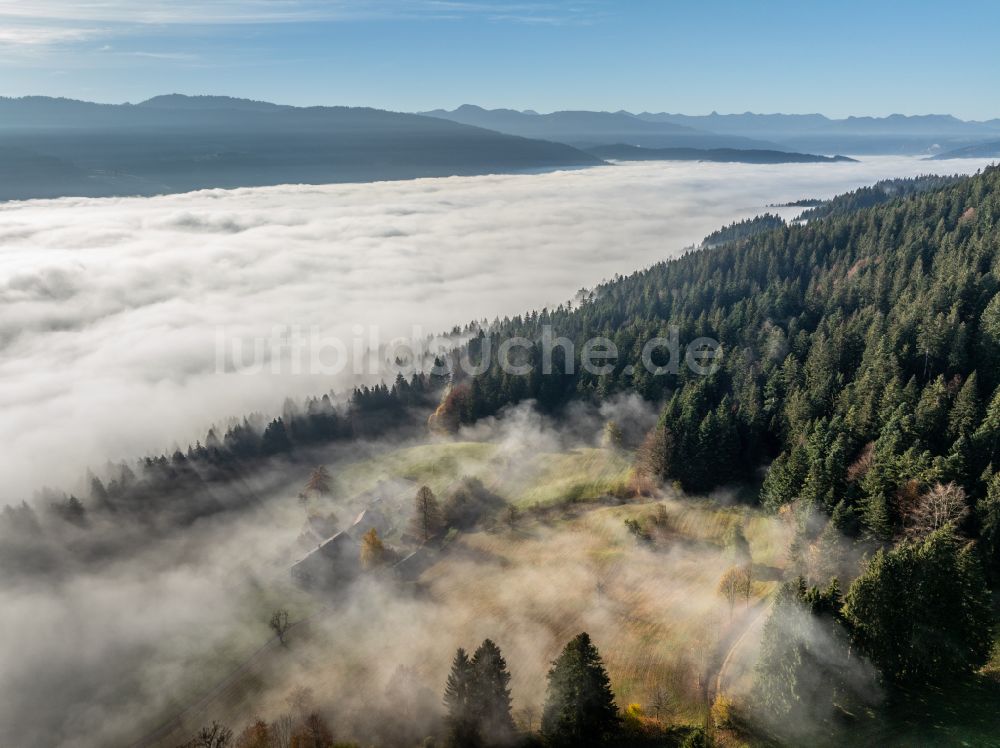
[0, 156, 994, 501]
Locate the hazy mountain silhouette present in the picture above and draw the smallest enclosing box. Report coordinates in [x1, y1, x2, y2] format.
[930, 140, 1000, 159]
[424, 106, 1000, 155]
[0, 95, 602, 201]
[635, 111, 1000, 154]
[421, 105, 787, 150]
[586, 143, 856, 164]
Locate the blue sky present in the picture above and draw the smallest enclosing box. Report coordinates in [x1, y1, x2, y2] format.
[1, 0, 998, 119]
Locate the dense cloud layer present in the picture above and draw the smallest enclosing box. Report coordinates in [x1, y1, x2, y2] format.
[0, 157, 994, 501]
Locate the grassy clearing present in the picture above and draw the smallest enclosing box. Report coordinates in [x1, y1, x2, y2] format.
[145, 439, 788, 746]
[510, 447, 633, 507]
[331, 441, 501, 499]
[328, 440, 631, 510]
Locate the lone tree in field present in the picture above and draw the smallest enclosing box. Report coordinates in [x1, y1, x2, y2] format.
[304, 465, 332, 496]
[505, 504, 519, 530]
[602, 420, 624, 449]
[636, 421, 673, 481]
[360, 527, 388, 569]
[269, 608, 291, 645]
[471, 639, 516, 742]
[409, 485, 444, 543]
[724, 519, 752, 566]
[648, 683, 674, 721]
[541, 632, 620, 747]
[717, 566, 752, 620]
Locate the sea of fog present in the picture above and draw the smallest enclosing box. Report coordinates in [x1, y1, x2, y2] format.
[0, 156, 996, 501]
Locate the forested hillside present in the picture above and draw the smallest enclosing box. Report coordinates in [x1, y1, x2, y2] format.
[795, 174, 963, 221]
[701, 213, 786, 247]
[444, 165, 1000, 559]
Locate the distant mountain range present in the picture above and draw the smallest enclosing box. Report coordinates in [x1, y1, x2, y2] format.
[636, 111, 1000, 155]
[0, 95, 602, 201]
[421, 104, 786, 150]
[3, 94, 997, 202]
[585, 144, 856, 164]
[427, 106, 1000, 156]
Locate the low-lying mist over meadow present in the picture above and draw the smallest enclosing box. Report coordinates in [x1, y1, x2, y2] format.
[1, 156, 994, 502]
[0, 396, 837, 748]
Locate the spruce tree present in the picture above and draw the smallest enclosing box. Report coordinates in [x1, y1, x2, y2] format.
[843, 527, 993, 686]
[470, 639, 516, 743]
[540, 633, 619, 747]
[444, 648, 480, 747]
[978, 471, 1000, 578]
[948, 372, 981, 441]
[753, 579, 857, 735]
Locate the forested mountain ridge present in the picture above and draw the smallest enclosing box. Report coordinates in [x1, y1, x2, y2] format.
[444, 165, 1000, 559]
[0, 374, 446, 576]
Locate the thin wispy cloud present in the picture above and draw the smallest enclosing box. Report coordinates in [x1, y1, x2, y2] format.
[0, 1, 596, 67]
[0, 0, 599, 38]
[0, 23, 104, 47]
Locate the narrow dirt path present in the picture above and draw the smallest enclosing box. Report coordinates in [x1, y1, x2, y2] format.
[712, 599, 773, 699]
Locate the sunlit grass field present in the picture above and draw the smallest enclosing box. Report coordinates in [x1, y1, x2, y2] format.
[145, 436, 789, 746]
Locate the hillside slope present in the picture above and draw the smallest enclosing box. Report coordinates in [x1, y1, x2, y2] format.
[448, 165, 1000, 553]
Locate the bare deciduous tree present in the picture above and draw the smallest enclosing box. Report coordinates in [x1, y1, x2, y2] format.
[846, 441, 875, 482]
[904, 481, 969, 538]
[717, 565, 752, 621]
[408, 485, 444, 543]
[648, 683, 674, 721]
[270, 714, 294, 748]
[516, 705, 539, 732]
[185, 721, 232, 748]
